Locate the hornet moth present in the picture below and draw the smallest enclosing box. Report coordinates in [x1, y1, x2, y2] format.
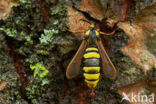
[66, 23, 117, 98]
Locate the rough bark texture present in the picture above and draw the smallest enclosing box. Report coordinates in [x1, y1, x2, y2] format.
[0, 0, 155, 104]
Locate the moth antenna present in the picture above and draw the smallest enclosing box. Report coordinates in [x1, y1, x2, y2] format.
[79, 19, 91, 25]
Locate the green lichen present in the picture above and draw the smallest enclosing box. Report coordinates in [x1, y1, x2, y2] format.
[50, 4, 66, 16]
[40, 50, 47, 55]
[19, 0, 27, 3]
[109, 30, 144, 88]
[3, 13, 7, 17]
[140, 55, 148, 63]
[0, 0, 155, 103]
[26, 76, 51, 102]
[0, 35, 26, 103]
[39, 29, 58, 44]
[30, 63, 49, 78]
[0, 27, 17, 37]
[1, 0, 42, 42]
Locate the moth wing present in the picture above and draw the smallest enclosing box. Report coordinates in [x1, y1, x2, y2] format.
[96, 39, 117, 80]
[66, 40, 87, 79]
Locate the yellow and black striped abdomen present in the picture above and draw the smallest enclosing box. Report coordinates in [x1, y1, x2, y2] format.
[83, 47, 100, 89]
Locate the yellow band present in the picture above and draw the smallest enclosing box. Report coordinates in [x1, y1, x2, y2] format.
[85, 79, 99, 88]
[83, 52, 100, 58]
[86, 48, 98, 52]
[83, 67, 100, 73]
[83, 73, 100, 80]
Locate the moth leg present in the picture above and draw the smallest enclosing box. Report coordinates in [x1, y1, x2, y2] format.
[72, 30, 86, 33]
[99, 30, 115, 36]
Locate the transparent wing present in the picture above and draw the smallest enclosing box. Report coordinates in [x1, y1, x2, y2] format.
[66, 40, 87, 79]
[96, 39, 117, 80]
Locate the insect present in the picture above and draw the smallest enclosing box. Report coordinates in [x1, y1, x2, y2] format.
[66, 22, 117, 98]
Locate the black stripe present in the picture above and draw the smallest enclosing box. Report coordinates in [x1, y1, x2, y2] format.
[84, 65, 100, 67]
[86, 46, 97, 48]
[83, 58, 100, 66]
[84, 57, 100, 60]
[85, 79, 99, 81]
[85, 51, 99, 53]
[84, 58, 100, 60]
[84, 71, 99, 74]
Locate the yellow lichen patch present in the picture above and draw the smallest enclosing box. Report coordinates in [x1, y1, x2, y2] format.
[0, 0, 17, 19]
